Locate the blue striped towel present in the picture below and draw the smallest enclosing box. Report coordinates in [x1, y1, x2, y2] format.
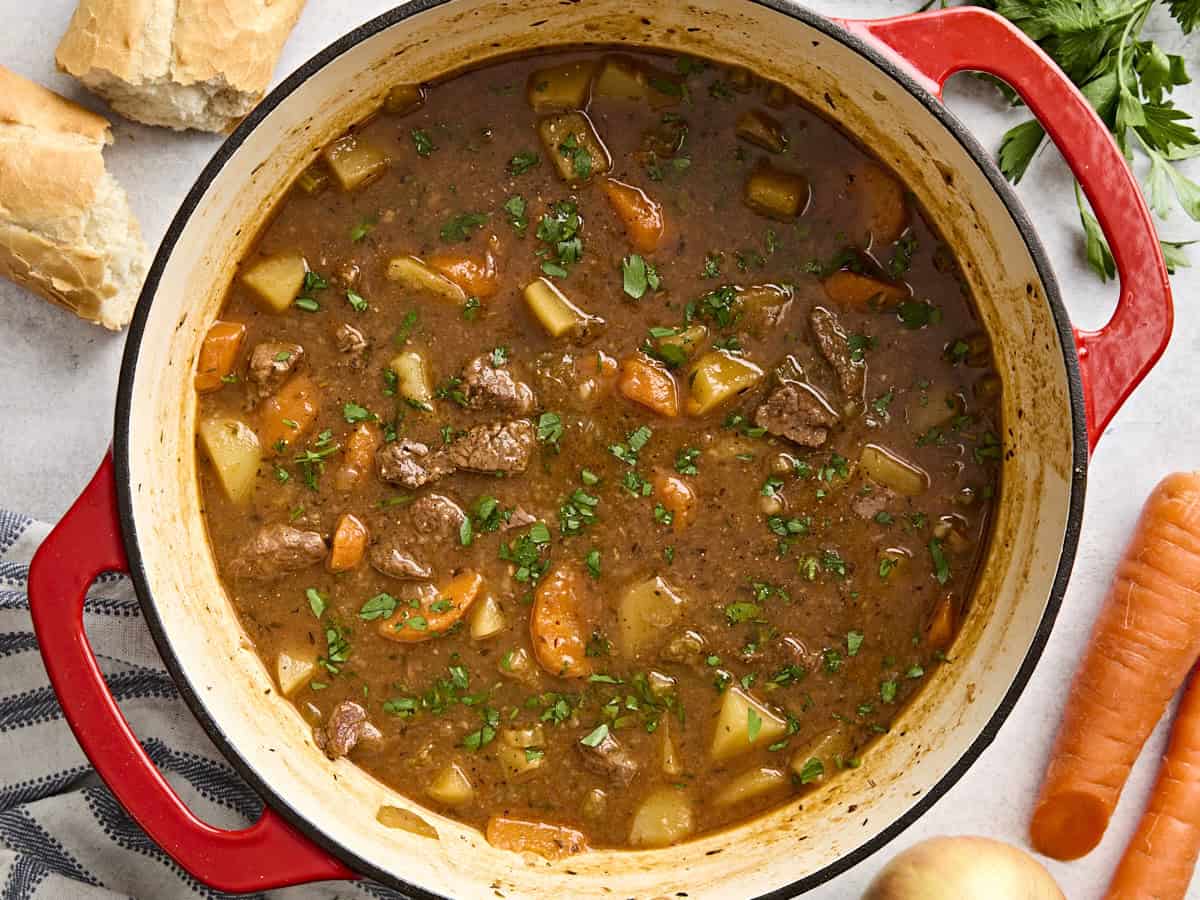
[0, 511, 406, 899]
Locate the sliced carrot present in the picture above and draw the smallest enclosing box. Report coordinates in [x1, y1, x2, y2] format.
[378, 570, 483, 643]
[328, 513, 368, 572]
[925, 595, 955, 651]
[484, 813, 589, 860]
[257, 373, 321, 455]
[428, 246, 499, 298]
[1032, 472, 1200, 861]
[194, 321, 246, 393]
[618, 355, 679, 417]
[653, 471, 697, 532]
[530, 564, 592, 678]
[821, 271, 910, 309]
[854, 161, 909, 246]
[601, 178, 665, 253]
[334, 422, 382, 492]
[1107, 666, 1200, 900]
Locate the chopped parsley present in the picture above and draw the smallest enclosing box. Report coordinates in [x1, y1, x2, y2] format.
[622, 254, 661, 300]
[508, 150, 540, 175]
[440, 211, 488, 242]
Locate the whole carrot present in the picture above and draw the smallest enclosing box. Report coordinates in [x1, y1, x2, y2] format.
[1031, 472, 1200, 861]
[1106, 666, 1200, 900]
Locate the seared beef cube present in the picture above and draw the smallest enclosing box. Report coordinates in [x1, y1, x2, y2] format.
[810, 306, 865, 409]
[377, 439, 454, 489]
[462, 355, 536, 414]
[369, 541, 433, 580]
[409, 493, 467, 538]
[447, 420, 536, 474]
[334, 323, 368, 359]
[755, 383, 838, 448]
[314, 700, 381, 759]
[576, 731, 639, 787]
[227, 524, 325, 579]
[246, 341, 304, 405]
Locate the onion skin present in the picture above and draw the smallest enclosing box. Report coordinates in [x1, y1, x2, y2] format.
[863, 836, 1065, 900]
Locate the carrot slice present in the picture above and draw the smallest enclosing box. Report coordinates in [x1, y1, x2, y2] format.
[530, 564, 592, 678]
[1107, 666, 1200, 900]
[195, 321, 246, 393]
[485, 813, 589, 860]
[378, 570, 483, 643]
[335, 422, 382, 492]
[601, 178, 665, 253]
[257, 373, 321, 455]
[925, 595, 955, 651]
[652, 471, 697, 532]
[1031, 472, 1200, 861]
[618, 355, 679, 417]
[328, 513, 368, 572]
[821, 271, 910, 309]
[428, 247, 499, 298]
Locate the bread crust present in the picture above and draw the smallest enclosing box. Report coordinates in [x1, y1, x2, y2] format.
[56, 0, 308, 132]
[0, 66, 147, 330]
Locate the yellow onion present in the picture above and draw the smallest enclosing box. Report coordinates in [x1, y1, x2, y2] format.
[863, 836, 1064, 900]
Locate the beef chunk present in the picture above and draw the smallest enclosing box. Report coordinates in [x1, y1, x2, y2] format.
[227, 524, 325, 579]
[409, 493, 467, 538]
[447, 420, 536, 474]
[334, 323, 367, 360]
[755, 383, 838, 448]
[377, 439, 454, 489]
[314, 700, 381, 759]
[501, 506, 538, 532]
[576, 732, 639, 787]
[246, 341, 303, 405]
[810, 306, 865, 408]
[462, 355, 536, 414]
[369, 542, 433, 580]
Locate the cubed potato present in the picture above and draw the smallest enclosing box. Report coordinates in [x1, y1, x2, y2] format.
[470, 593, 507, 640]
[907, 387, 965, 435]
[498, 726, 546, 783]
[821, 271, 910, 309]
[860, 444, 928, 496]
[737, 284, 793, 333]
[384, 83, 426, 116]
[376, 804, 438, 839]
[523, 278, 590, 338]
[710, 687, 788, 761]
[744, 164, 809, 220]
[427, 762, 475, 806]
[854, 161, 910, 246]
[241, 253, 307, 313]
[388, 351, 433, 407]
[713, 767, 790, 807]
[295, 165, 329, 194]
[275, 646, 316, 696]
[789, 726, 853, 783]
[527, 60, 596, 112]
[537, 112, 611, 184]
[628, 787, 695, 848]
[322, 134, 389, 191]
[686, 351, 764, 416]
[198, 417, 261, 504]
[736, 109, 787, 153]
[386, 256, 468, 304]
[485, 815, 589, 860]
[618, 575, 686, 658]
[592, 55, 650, 101]
[657, 324, 708, 360]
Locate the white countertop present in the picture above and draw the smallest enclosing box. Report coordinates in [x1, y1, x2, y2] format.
[1, 1, 1197, 897]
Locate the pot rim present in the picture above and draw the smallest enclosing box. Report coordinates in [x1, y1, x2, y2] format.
[112, 0, 1089, 894]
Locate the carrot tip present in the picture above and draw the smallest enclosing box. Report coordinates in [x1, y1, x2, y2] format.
[1031, 791, 1110, 861]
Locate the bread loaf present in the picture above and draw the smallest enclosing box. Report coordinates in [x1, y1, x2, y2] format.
[0, 66, 148, 330]
[56, 0, 308, 133]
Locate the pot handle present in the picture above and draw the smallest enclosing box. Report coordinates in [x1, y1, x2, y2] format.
[837, 7, 1173, 452]
[28, 454, 357, 892]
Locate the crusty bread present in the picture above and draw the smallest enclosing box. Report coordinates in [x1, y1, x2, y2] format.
[56, 0, 308, 133]
[0, 65, 148, 331]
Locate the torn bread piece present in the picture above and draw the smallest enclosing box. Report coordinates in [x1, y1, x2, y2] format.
[55, 0, 308, 133]
[0, 66, 148, 330]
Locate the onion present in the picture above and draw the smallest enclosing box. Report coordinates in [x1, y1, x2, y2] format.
[863, 836, 1064, 900]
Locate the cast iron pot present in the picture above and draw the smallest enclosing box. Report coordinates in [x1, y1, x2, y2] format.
[28, 2, 1173, 897]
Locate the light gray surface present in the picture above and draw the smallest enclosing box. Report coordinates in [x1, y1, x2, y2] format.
[0, 1, 1197, 897]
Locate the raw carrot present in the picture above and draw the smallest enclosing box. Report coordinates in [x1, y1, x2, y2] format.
[618, 354, 679, 417]
[327, 513, 368, 572]
[1031, 472, 1200, 861]
[1106, 666, 1200, 900]
[194, 321, 246, 393]
[601, 177, 664, 253]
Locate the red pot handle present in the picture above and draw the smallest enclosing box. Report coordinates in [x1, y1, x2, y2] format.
[28, 454, 356, 892]
[837, 7, 1173, 452]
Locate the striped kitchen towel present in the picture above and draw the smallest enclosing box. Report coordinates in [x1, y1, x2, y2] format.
[0, 511, 411, 900]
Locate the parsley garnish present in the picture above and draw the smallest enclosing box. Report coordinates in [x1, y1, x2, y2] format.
[440, 212, 488, 242]
[508, 150, 540, 175]
[622, 254, 661, 300]
[411, 128, 435, 157]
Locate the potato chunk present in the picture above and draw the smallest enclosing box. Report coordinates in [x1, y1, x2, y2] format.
[714, 766, 790, 806]
[388, 351, 433, 408]
[523, 278, 590, 338]
[538, 112, 611, 184]
[376, 805, 438, 839]
[427, 762, 475, 806]
[198, 417, 261, 504]
[790, 726, 854, 784]
[470, 593, 507, 640]
[854, 161, 910, 246]
[710, 687, 788, 760]
[860, 444, 928, 496]
[629, 787, 695, 848]
[527, 60, 596, 112]
[686, 351, 764, 416]
[497, 726, 546, 783]
[618, 575, 686, 658]
[386, 256, 468, 304]
[322, 134, 389, 191]
[745, 164, 809, 220]
[275, 646, 316, 696]
[241, 253, 307, 313]
[383, 83, 426, 116]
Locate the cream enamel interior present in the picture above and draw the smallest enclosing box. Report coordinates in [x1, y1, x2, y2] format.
[120, 1, 1079, 896]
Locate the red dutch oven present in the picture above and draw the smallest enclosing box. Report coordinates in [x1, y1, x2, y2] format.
[28, 2, 1172, 897]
